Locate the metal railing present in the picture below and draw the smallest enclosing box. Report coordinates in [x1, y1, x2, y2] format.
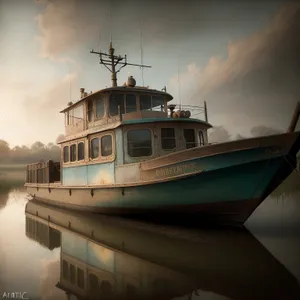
[26, 160, 60, 184]
[167, 103, 207, 121]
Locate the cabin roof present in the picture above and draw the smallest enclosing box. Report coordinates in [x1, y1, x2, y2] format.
[122, 117, 213, 128]
[60, 86, 173, 113]
[57, 117, 212, 144]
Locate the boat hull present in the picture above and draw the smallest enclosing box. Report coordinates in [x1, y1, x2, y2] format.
[28, 194, 261, 226]
[26, 157, 290, 226]
[25, 131, 300, 226]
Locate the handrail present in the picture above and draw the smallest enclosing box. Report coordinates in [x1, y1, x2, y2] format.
[167, 103, 207, 121]
[26, 160, 60, 184]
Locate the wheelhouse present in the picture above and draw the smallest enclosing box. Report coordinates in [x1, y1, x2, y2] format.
[58, 79, 212, 167]
[61, 84, 172, 136]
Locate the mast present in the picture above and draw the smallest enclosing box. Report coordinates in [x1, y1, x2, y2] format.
[204, 101, 208, 123]
[90, 43, 152, 87]
[109, 42, 117, 87]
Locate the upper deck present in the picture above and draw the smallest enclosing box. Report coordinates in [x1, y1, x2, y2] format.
[60, 78, 211, 142]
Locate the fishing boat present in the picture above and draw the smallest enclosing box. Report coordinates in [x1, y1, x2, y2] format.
[24, 42, 300, 225]
[25, 200, 300, 300]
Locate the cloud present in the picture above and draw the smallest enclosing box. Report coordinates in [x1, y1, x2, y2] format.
[21, 72, 80, 144]
[168, 63, 202, 104]
[23, 71, 79, 116]
[197, 1, 300, 96]
[169, 1, 300, 134]
[34, 0, 96, 61]
[208, 126, 231, 143]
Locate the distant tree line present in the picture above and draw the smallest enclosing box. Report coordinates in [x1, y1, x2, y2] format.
[208, 125, 285, 144]
[0, 135, 64, 164]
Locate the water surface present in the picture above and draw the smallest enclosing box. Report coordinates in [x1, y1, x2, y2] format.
[0, 174, 300, 300]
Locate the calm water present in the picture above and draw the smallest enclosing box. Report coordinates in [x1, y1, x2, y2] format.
[0, 176, 300, 300]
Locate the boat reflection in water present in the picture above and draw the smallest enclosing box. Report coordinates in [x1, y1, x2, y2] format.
[25, 200, 300, 300]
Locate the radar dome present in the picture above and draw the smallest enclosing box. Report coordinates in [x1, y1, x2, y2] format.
[127, 76, 136, 87]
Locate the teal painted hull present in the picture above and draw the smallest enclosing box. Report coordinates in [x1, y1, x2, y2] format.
[27, 130, 300, 225]
[29, 156, 290, 225]
[104, 158, 282, 208]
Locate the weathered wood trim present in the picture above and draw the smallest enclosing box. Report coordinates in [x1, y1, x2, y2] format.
[61, 131, 116, 167]
[60, 87, 173, 113]
[87, 131, 116, 164]
[61, 138, 86, 166]
[24, 168, 203, 189]
[58, 121, 122, 144]
[140, 132, 299, 171]
[123, 124, 156, 164]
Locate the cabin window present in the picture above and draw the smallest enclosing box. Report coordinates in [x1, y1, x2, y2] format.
[70, 144, 76, 162]
[63, 146, 69, 163]
[126, 284, 137, 298]
[95, 95, 105, 119]
[89, 274, 100, 295]
[62, 260, 69, 280]
[140, 94, 164, 111]
[184, 129, 196, 149]
[101, 281, 113, 297]
[73, 104, 83, 121]
[125, 94, 137, 113]
[110, 93, 125, 116]
[199, 130, 205, 146]
[87, 100, 93, 122]
[66, 111, 73, 125]
[127, 129, 152, 157]
[90, 138, 99, 159]
[140, 95, 151, 111]
[77, 267, 85, 289]
[152, 95, 164, 111]
[101, 135, 112, 157]
[65, 112, 70, 125]
[70, 264, 76, 284]
[161, 128, 176, 150]
[78, 142, 84, 161]
[153, 279, 169, 292]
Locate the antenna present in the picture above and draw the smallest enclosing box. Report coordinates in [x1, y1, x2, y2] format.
[90, 43, 152, 87]
[109, 0, 112, 43]
[177, 61, 181, 110]
[140, 19, 144, 86]
[68, 64, 72, 102]
[97, 22, 101, 52]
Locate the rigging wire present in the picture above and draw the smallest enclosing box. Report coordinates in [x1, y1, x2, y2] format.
[109, 0, 113, 43]
[178, 60, 181, 110]
[68, 64, 72, 102]
[140, 19, 144, 86]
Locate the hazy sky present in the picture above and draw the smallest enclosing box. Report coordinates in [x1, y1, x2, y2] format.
[0, 0, 299, 147]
